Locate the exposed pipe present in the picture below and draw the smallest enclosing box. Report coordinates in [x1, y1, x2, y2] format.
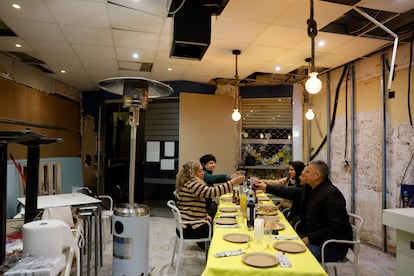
[407, 33, 414, 126]
[326, 72, 331, 171]
[353, 6, 399, 91]
[350, 63, 356, 213]
[97, 105, 102, 194]
[381, 53, 388, 252]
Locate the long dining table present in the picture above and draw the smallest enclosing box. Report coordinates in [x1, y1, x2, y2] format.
[201, 192, 328, 276]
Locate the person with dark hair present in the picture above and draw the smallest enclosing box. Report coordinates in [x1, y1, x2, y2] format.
[176, 160, 245, 250]
[261, 161, 305, 212]
[199, 154, 240, 217]
[255, 160, 352, 262]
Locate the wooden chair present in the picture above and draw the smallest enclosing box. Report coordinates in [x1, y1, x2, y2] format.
[321, 213, 364, 276]
[167, 200, 212, 276]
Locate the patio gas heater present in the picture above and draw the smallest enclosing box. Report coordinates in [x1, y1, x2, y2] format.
[98, 77, 173, 276]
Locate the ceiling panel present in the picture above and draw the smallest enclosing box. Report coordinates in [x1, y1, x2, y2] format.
[61, 25, 113, 46]
[211, 17, 268, 43]
[358, 0, 414, 13]
[45, 0, 109, 27]
[112, 29, 160, 49]
[108, 4, 164, 33]
[0, 0, 412, 91]
[0, 37, 33, 51]
[72, 44, 116, 59]
[0, 0, 54, 21]
[254, 25, 307, 49]
[2, 18, 66, 42]
[329, 36, 389, 57]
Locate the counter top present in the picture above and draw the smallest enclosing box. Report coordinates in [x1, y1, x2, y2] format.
[383, 208, 414, 233]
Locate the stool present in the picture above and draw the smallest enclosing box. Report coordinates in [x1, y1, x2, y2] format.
[78, 205, 99, 276]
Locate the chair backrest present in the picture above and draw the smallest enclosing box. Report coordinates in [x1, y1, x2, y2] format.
[348, 213, 364, 261]
[167, 200, 184, 238]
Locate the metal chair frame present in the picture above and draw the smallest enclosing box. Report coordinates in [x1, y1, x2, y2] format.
[166, 200, 212, 276]
[321, 212, 364, 276]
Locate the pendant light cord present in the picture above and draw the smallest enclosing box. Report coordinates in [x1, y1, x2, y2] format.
[233, 49, 241, 109]
[307, 0, 318, 72]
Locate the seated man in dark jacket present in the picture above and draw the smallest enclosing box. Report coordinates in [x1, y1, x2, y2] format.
[255, 160, 352, 262]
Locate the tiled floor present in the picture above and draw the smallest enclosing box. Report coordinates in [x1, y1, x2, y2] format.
[82, 209, 397, 276]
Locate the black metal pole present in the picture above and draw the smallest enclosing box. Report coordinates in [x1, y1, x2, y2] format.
[0, 143, 7, 265]
[25, 146, 40, 223]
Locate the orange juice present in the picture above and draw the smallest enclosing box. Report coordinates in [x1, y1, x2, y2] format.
[240, 192, 247, 217]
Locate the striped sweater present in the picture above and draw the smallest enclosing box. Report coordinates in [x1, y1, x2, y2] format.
[177, 177, 232, 229]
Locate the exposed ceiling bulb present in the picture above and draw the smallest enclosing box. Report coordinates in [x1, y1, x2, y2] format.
[305, 108, 315, 120]
[305, 72, 322, 94]
[231, 49, 241, 122]
[305, 0, 322, 94]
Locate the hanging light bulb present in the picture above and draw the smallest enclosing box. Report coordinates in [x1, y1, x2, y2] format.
[232, 108, 241, 121]
[305, 72, 322, 94]
[305, 108, 315, 120]
[305, 0, 322, 94]
[231, 49, 242, 122]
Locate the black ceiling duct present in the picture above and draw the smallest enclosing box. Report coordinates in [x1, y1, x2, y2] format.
[170, 1, 211, 60]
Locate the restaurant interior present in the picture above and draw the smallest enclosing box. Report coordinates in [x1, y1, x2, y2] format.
[0, 0, 414, 275]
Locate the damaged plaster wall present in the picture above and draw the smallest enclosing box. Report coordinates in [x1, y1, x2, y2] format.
[309, 43, 414, 252]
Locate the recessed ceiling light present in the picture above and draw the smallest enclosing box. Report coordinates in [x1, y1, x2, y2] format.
[15, 44, 21, 48]
[318, 40, 325, 47]
[132, 53, 139, 59]
[167, 68, 172, 71]
[12, 4, 21, 9]
[275, 66, 281, 71]
[60, 69, 66, 74]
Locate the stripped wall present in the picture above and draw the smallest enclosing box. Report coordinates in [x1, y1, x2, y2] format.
[309, 42, 414, 252]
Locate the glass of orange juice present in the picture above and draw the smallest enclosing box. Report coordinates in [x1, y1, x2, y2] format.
[240, 191, 247, 218]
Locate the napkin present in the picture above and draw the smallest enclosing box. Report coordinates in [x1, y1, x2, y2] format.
[216, 225, 240, 228]
[214, 249, 245, 258]
[276, 253, 292, 267]
[219, 213, 237, 218]
[273, 236, 300, 240]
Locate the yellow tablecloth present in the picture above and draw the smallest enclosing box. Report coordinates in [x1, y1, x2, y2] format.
[201, 193, 328, 276]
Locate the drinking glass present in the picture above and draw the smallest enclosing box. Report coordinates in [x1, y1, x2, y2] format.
[264, 226, 273, 251]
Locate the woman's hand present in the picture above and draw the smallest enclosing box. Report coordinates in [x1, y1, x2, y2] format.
[230, 175, 245, 186]
[301, 236, 310, 245]
[205, 214, 212, 222]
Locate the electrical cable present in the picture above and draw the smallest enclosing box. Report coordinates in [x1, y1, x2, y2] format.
[408, 32, 414, 126]
[310, 65, 349, 160]
[307, 0, 318, 72]
[401, 150, 414, 184]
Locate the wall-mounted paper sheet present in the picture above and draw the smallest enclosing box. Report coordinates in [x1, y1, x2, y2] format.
[160, 159, 175, 170]
[164, 141, 175, 157]
[146, 141, 160, 162]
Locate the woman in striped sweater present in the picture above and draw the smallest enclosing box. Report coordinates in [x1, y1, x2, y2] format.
[176, 160, 245, 246]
